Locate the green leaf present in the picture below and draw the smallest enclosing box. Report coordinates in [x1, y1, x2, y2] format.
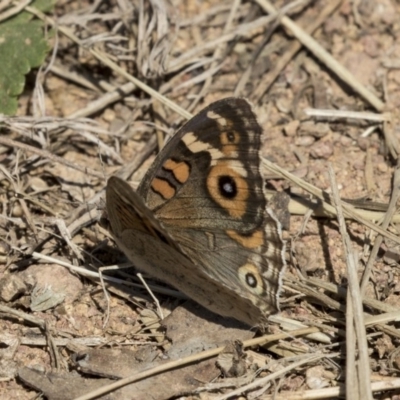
[0, 1, 55, 115]
[10, 0, 56, 24]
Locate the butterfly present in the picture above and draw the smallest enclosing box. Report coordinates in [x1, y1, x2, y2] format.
[106, 97, 286, 326]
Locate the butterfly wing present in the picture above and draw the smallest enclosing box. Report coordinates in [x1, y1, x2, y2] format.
[106, 176, 265, 326]
[137, 98, 286, 324]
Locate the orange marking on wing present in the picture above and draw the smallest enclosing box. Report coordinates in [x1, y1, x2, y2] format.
[163, 159, 190, 184]
[220, 130, 240, 145]
[207, 161, 248, 218]
[226, 229, 263, 249]
[151, 178, 175, 200]
[220, 129, 240, 155]
[221, 144, 237, 155]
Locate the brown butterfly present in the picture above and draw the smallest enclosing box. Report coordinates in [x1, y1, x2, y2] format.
[106, 98, 286, 326]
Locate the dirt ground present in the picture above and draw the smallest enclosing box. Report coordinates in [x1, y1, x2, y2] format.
[1, 0, 400, 399]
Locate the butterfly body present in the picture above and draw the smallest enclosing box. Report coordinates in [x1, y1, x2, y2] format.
[106, 98, 286, 327]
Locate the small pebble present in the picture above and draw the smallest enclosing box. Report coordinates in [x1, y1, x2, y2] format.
[0, 274, 27, 302]
[310, 141, 334, 159]
[378, 162, 388, 172]
[357, 137, 369, 151]
[283, 120, 300, 137]
[295, 136, 315, 147]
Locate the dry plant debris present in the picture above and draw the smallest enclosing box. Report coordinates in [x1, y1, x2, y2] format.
[1, 0, 400, 399]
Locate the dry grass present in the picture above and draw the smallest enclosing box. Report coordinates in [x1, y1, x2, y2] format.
[1, 0, 400, 399]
